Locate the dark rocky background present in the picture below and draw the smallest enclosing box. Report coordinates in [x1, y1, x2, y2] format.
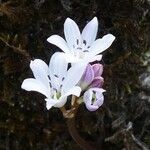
[0, 0, 150, 149]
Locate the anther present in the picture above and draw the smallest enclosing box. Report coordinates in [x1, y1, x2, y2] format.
[48, 75, 51, 80]
[77, 47, 82, 50]
[83, 40, 87, 45]
[53, 88, 57, 92]
[54, 74, 58, 78]
[83, 50, 89, 52]
[49, 82, 52, 88]
[76, 39, 79, 45]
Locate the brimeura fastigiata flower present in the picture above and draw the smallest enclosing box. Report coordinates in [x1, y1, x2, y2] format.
[47, 17, 115, 63]
[21, 53, 87, 110]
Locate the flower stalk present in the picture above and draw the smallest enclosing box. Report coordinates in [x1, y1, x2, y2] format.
[61, 96, 97, 150]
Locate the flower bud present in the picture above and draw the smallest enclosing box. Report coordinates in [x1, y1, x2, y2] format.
[92, 64, 103, 77]
[83, 88, 105, 111]
[79, 64, 94, 90]
[90, 77, 104, 88]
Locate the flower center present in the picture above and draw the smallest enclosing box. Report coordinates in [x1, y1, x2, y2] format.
[91, 91, 96, 105]
[52, 90, 61, 100]
[73, 39, 90, 59]
[74, 51, 85, 59]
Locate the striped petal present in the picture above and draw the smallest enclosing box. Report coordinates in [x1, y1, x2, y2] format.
[64, 18, 82, 51]
[82, 17, 98, 47]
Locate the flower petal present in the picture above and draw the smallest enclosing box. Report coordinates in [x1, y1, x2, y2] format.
[92, 64, 103, 77]
[90, 77, 104, 88]
[49, 75, 61, 91]
[47, 35, 71, 54]
[95, 90, 104, 107]
[85, 54, 102, 62]
[92, 87, 106, 93]
[49, 52, 68, 79]
[62, 62, 87, 93]
[79, 64, 94, 90]
[21, 78, 50, 98]
[54, 86, 81, 108]
[48, 52, 68, 91]
[45, 98, 58, 110]
[45, 86, 81, 109]
[30, 59, 49, 89]
[82, 17, 98, 46]
[54, 96, 67, 108]
[89, 34, 115, 55]
[64, 18, 82, 51]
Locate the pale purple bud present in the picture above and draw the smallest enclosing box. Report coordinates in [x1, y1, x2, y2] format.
[79, 64, 94, 90]
[90, 77, 104, 88]
[83, 88, 105, 111]
[92, 64, 103, 77]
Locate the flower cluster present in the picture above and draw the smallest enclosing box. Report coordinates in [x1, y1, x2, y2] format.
[79, 64, 105, 111]
[21, 17, 115, 111]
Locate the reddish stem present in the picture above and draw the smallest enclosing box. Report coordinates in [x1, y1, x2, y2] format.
[67, 116, 96, 150]
[61, 96, 97, 150]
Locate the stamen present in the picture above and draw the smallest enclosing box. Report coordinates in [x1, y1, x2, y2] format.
[76, 39, 79, 45]
[87, 46, 90, 48]
[83, 50, 89, 52]
[48, 75, 51, 80]
[49, 82, 52, 88]
[91, 92, 96, 105]
[83, 40, 87, 45]
[53, 88, 57, 92]
[91, 97, 95, 105]
[54, 74, 58, 78]
[77, 47, 82, 50]
[62, 77, 65, 81]
[93, 91, 96, 94]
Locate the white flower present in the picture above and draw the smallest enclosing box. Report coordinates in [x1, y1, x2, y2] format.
[47, 17, 115, 63]
[21, 53, 87, 110]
